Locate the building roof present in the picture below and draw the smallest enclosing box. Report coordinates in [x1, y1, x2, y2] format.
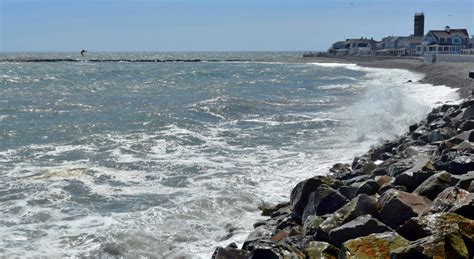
[429, 29, 469, 40]
[409, 36, 423, 44]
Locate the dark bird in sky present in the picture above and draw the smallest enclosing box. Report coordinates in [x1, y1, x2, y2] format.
[80, 49, 87, 57]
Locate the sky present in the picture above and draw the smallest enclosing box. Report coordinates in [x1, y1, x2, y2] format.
[1, 0, 473, 52]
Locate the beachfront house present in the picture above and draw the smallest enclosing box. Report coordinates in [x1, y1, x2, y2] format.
[328, 41, 349, 56]
[328, 38, 377, 56]
[416, 26, 469, 55]
[408, 36, 423, 56]
[375, 36, 410, 56]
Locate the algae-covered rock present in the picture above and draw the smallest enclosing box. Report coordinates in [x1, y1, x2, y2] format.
[390, 233, 469, 259]
[303, 215, 324, 236]
[339, 231, 409, 259]
[305, 241, 339, 259]
[396, 212, 474, 242]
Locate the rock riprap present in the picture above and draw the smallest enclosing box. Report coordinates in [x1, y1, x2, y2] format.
[213, 98, 474, 258]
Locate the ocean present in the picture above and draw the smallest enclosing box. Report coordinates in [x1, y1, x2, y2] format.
[0, 52, 458, 258]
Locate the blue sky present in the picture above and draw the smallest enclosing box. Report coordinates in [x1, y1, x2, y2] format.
[1, 0, 473, 51]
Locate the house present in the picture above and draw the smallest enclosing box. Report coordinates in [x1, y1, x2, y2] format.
[408, 36, 423, 56]
[328, 38, 377, 56]
[328, 41, 349, 55]
[375, 36, 410, 56]
[416, 26, 469, 55]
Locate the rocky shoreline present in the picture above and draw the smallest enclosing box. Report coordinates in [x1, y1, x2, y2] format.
[212, 95, 474, 258]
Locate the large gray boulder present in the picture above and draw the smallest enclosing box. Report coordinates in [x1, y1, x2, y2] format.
[212, 243, 251, 259]
[290, 176, 342, 221]
[413, 171, 453, 200]
[393, 170, 435, 192]
[302, 184, 348, 222]
[377, 189, 432, 228]
[339, 194, 379, 224]
[328, 215, 392, 246]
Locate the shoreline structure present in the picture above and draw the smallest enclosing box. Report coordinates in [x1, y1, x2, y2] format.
[213, 57, 474, 258]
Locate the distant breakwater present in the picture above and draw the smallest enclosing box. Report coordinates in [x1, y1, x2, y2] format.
[0, 58, 252, 63]
[213, 97, 474, 258]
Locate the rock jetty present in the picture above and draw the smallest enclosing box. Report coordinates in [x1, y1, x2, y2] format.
[213, 98, 474, 258]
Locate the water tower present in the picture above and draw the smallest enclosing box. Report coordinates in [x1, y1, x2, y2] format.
[414, 13, 425, 37]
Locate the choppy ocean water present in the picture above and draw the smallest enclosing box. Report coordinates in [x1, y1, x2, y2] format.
[0, 52, 459, 258]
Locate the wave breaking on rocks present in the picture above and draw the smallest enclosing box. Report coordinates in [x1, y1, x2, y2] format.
[213, 98, 474, 258]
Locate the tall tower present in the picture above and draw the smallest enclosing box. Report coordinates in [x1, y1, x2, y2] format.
[414, 13, 425, 37]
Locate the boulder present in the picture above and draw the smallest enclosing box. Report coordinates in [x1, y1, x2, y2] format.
[377, 184, 407, 195]
[396, 212, 474, 242]
[388, 159, 414, 177]
[290, 176, 342, 221]
[258, 201, 290, 217]
[413, 171, 453, 200]
[316, 209, 347, 242]
[242, 225, 273, 250]
[393, 170, 435, 192]
[305, 241, 339, 259]
[460, 99, 474, 109]
[458, 120, 474, 131]
[428, 119, 451, 130]
[302, 184, 348, 222]
[341, 175, 370, 186]
[428, 128, 455, 143]
[390, 233, 469, 259]
[374, 175, 393, 187]
[442, 154, 474, 175]
[339, 232, 409, 259]
[429, 187, 472, 214]
[329, 163, 352, 178]
[248, 240, 306, 259]
[212, 244, 251, 259]
[453, 171, 474, 190]
[328, 215, 392, 246]
[377, 189, 432, 228]
[339, 180, 379, 200]
[339, 194, 379, 224]
[461, 105, 474, 120]
[303, 215, 324, 236]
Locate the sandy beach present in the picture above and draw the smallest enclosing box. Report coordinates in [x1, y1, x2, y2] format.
[297, 56, 474, 98]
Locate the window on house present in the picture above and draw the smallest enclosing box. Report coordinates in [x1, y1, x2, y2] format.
[444, 47, 449, 51]
[424, 47, 427, 51]
[438, 47, 443, 51]
[440, 38, 445, 43]
[417, 47, 421, 51]
[429, 47, 435, 51]
[447, 38, 452, 44]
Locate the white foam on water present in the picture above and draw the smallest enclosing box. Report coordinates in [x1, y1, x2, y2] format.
[0, 61, 461, 258]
